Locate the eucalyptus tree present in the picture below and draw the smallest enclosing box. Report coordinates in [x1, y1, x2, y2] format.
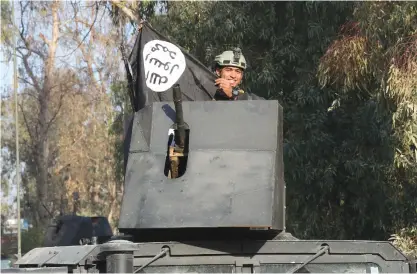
[317, 1, 417, 239]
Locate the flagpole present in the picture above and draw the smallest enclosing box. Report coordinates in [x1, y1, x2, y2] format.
[12, 0, 22, 260]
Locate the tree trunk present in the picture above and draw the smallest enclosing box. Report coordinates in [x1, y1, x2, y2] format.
[107, 180, 118, 228]
[36, 0, 60, 226]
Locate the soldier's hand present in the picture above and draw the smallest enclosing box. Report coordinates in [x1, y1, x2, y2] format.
[215, 78, 233, 98]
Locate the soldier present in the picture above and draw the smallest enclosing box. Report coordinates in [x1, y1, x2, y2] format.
[213, 47, 264, 101]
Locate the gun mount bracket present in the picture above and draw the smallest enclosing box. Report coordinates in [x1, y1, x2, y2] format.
[164, 126, 190, 179]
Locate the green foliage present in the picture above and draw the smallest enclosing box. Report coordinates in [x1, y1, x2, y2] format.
[109, 80, 132, 184]
[317, 1, 417, 237]
[21, 227, 44, 254]
[148, 1, 417, 241]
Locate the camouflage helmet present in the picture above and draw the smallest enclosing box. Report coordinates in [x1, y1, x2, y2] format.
[214, 47, 247, 70]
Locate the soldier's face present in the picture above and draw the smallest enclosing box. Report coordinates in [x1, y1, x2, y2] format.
[216, 66, 243, 87]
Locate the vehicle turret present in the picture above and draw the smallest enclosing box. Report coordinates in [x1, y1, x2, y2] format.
[118, 84, 285, 242]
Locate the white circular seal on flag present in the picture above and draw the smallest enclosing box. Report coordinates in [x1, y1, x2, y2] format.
[143, 40, 186, 92]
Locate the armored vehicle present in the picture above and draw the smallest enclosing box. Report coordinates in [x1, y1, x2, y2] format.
[5, 86, 416, 273]
[5, 22, 416, 273]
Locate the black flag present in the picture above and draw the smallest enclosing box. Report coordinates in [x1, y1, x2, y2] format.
[125, 21, 217, 112]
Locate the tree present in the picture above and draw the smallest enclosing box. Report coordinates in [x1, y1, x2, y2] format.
[1, 0, 133, 228]
[317, 1, 417, 237]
